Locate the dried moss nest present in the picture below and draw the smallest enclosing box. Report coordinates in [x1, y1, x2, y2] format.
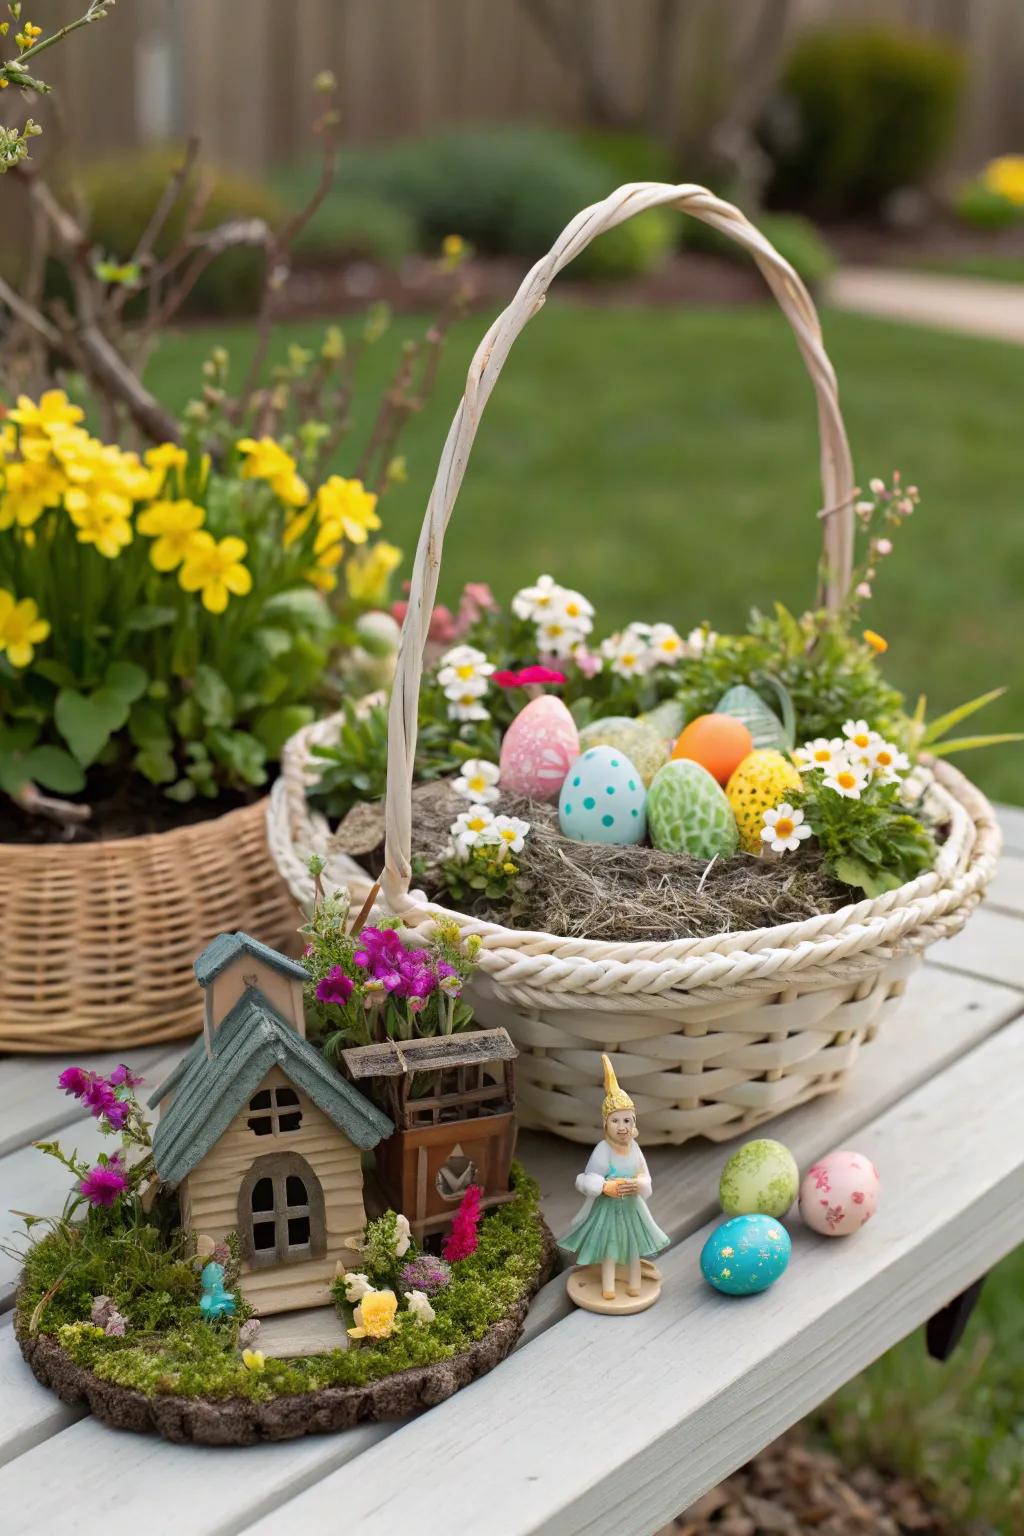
[354, 781, 854, 942]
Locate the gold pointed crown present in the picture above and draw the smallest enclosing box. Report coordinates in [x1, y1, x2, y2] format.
[601, 1053, 634, 1120]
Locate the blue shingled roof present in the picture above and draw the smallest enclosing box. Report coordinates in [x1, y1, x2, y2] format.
[193, 932, 309, 988]
[150, 986, 392, 1185]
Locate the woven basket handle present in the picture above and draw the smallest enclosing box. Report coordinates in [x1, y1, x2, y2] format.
[381, 182, 856, 910]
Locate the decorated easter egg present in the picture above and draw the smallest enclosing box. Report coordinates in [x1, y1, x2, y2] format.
[719, 1138, 800, 1219]
[799, 1149, 880, 1237]
[672, 713, 753, 786]
[640, 699, 685, 746]
[646, 759, 739, 858]
[558, 746, 647, 845]
[726, 749, 803, 853]
[700, 1214, 792, 1296]
[578, 715, 668, 787]
[500, 695, 580, 802]
[717, 684, 791, 752]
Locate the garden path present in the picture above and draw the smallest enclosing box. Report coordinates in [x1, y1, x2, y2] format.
[829, 267, 1024, 344]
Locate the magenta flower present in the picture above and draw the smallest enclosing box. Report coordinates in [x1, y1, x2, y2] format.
[492, 665, 566, 688]
[108, 1064, 143, 1088]
[315, 966, 354, 1006]
[58, 1066, 92, 1099]
[78, 1158, 129, 1208]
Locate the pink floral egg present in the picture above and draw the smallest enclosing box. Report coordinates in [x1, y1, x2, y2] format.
[499, 695, 580, 802]
[799, 1149, 880, 1237]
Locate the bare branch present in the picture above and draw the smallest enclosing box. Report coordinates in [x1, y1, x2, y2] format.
[11, 781, 92, 827]
[108, 134, 201, 317]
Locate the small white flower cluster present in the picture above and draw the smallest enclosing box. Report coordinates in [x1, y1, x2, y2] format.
[512, 574, 595, 660]
[448, 802, 531, 862]
[599, 621, 712, 680]
[761, 803, 812, 854]
[452, 758, 501, 804]
[438, 643, 494, 722]
[404, 1289, 436, 1325]
[792, 719, 910, 800]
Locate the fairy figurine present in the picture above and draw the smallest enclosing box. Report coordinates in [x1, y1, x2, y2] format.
[560, 1054, 669, 1314]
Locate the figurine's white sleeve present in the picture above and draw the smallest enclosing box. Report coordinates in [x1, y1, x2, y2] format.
[635, 1150, 653, 1200]
[575, 1141, 610, 1198]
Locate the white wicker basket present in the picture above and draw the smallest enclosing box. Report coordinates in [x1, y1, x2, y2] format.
[269, 182, 1002, 1146]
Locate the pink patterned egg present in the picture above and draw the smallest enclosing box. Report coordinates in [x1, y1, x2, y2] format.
[499, 695, 580, 802]
[799, 1149, 880, 1237]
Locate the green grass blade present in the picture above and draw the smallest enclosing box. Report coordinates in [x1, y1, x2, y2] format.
[922, 687, 1007, 745]
[929, 732, 1024, 757]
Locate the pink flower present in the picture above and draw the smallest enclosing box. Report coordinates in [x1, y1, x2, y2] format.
[442, 1184, 483, 1263]
[492, 665, 567, 688]
[572, 646, 603, 680]
[391, 591, 457, 645]
[855, 582, 872, 600]
[108, 1064, 143, 1088]
[873, 537, 893, 557]
[455, 582, 497, 634]
[78, 1157, 128, 1208]
[104, 1311, 127, 1337]
[58, 1067, 92, 1099]
[315, 966, 354, 1006]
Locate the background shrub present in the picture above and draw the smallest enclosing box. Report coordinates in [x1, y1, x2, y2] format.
[267, 182, 418, 267]
[680, 207, 835, 289]
[761, 26, 966, 217]
[952, 181, 1022, 232]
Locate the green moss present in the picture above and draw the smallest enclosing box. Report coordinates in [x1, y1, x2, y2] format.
[18, 1167, 545, 1402]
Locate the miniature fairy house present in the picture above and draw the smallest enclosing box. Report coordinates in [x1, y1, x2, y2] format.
[342, 1028, 517, 1240]
[150, 932, 393, 1316]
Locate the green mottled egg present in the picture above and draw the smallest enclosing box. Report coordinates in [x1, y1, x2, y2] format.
[578, 716, 668, 787]
[719, 1138, 800, 1219]
[646, 759, 739, 858]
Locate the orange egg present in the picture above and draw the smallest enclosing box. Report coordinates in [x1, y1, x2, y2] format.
[671, 713, 754, 786]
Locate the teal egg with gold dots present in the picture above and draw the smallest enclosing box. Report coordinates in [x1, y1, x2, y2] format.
[558, 745, 647, 845]
[700, 1214, 791, 1296]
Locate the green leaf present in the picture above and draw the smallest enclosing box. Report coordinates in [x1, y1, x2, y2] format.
[264, 587, 332, 632]
[134, 745, 177, 785]
[0, 722, 40, 754]
[32, 659, 80, 690]
[165, 779, 197, 803]
[127, 605, 176, 632]
[929, 732, 1024, 757]
[55, 690, 114, 767]
[207, 728, 267, 786]
[922, 687, 1007, 745]
[21, 747, 86, 794]
[193, 665, 234, 728]
[254, 705, 315, 759]
[104, 661, 148, 703]
[0, 754, 30, 795]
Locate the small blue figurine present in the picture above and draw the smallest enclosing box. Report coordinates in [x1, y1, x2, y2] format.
[199, 1260, 236, 1319]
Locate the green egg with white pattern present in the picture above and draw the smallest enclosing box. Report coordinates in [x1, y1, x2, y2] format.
[558, 745, 647, 845]
[719, 1138, 800, 1220]
[646, 759, 738, 858]
[577, 716, 668, 787]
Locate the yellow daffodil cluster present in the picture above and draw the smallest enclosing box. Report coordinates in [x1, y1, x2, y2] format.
[0, 588, 49, 668]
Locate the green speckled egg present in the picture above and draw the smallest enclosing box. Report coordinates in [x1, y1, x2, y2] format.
[646, 759, 739, 858]
[719, 1138, 799, 1219]
[578, 716, 668, 787]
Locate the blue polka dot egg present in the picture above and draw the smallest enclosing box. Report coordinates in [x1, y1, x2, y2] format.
[558, 745, 647, 845]
[700, 1214, 791, 1296]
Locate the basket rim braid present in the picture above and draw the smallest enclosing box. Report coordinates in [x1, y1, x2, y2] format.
[268, 182, 1001, 1144]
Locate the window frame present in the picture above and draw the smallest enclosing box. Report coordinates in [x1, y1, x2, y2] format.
[237, 1152, 327, 1268]
[247, 1084, 303, 1138]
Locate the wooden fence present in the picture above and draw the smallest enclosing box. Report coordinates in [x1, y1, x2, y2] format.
[29, 0, 1024, 176]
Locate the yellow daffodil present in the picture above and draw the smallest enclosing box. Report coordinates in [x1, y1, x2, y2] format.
[862, 629, 888, 654]
[8, 389, 84, 436]
[982, 155, 1024, 207]
[179, 532, 252, 613]
[237, 436, 309, 508]
[0, 590, 50, 668]
[66, 487, 134, 559]
[144, 441, 189, 475]
[316, 475, 380, 544]
[241, 1348, 265, 1372]
[0, 457, 65, 528]
[137, 499, 205, 571]
[282, 507, 314, 549]
[345, 540, 402, 605]
[347, 1288, 398, 1341]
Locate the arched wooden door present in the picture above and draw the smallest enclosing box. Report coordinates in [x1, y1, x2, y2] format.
[238, 1152, 326, 1268]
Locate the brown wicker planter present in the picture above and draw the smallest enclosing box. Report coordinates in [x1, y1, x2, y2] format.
[0, 797, 299, 1054]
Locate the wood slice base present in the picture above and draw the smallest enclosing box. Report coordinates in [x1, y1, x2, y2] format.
[566, 1259, 662, 1315]
[16, 1218, 556, 1446]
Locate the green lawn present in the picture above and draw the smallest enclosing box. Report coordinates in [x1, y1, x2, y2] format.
[911, 252, 1024, 285]
[147, 302, 1023, 806]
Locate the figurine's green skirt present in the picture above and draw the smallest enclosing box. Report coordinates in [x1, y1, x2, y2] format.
[560, 1194, 670, 1266]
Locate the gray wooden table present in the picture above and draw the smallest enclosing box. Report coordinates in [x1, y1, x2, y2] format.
[2, 803, 1023, 1536]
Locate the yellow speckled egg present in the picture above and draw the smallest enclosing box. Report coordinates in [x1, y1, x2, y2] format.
[726, 749, 803, 852]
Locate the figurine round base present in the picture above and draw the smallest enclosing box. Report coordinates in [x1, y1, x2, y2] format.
[566, 1259, 662, 1315]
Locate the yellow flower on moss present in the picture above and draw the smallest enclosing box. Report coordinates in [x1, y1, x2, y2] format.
[982, 155, 1024, 207]
[345, 540, 402, 604]
[0, 590, 50, 668]
[7, 390, 84, 436]
[347, 1288, 398, 1340]
[241, 1348, 265, 1372]
[237, 436, 309, 508]
[179, 532, 252, 613]
[316, 475, 380, 544]
[137, 499, 205, 571]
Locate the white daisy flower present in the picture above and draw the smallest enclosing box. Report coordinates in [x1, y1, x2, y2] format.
[842, 719, 881, 755]
[405, 1289, 436, 1325]
[453, 759, 501, 803]
[551, 588, 594, 634]
[867, 739, 910, 783]
[537, 615, 585, 658]
[600, 630, 650, 678]
[511, 574, 561, 621]
[793, 737, 847, 772]
[392, 1214, 412, 1257]
[647, 622, 685, 665]
[823, 761, 869, 799]
[760, 803, 813, 854]
[687, 625, 718, 655]
[483, 813, 531, 854]
[447, 692, 491, 723]
[437, 645, 494, 691]
[342, 1271, 372, 1303]
[451, 804, 496, 847]
[442, 673, 489, 701]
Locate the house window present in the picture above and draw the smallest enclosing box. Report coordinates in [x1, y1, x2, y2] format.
[238, 1153, 327, 1268]
[247, 1086, 303, 1137]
